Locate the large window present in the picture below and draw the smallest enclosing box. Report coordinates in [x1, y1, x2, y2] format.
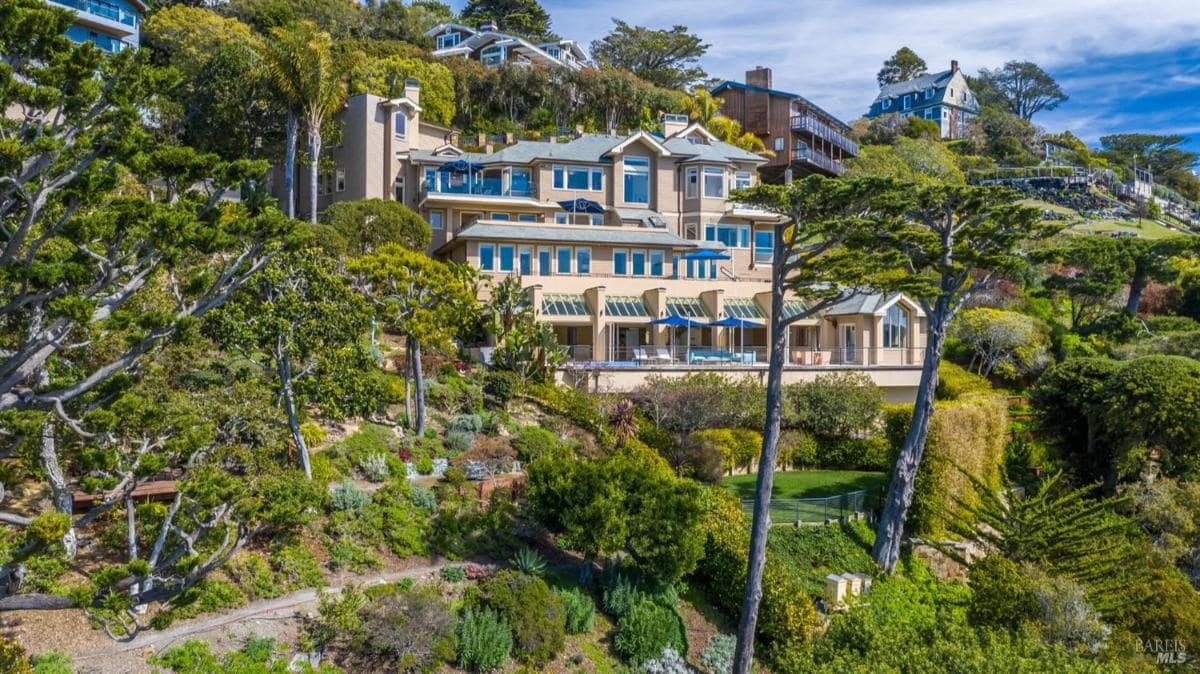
[436, 32, 460, 50]
[518, 246, 532, 275]
[613, 249, 628, 275]
[555, 213, 604, 226]
[498, 245, 515, 272]
[510, 168, 531, 196]
[557, 246, 572, 274]
[575, 247, 591, 274]
[685, 167, 698, 198]
[479, 244, 495, 271]
[481, 45, 504, 66]
[631, 249, 646, 276]
[649, 250, 664, 276]
[754, 230, 773, 264]
[734, 171, 753, 191]
[623, 156, 650, 204]
[553, 165, 602, 191]
[705, 223, 751, 248]
[538, 247, 552, 275]
[883, 303, 909, 348]
[702, 167, 725, 198]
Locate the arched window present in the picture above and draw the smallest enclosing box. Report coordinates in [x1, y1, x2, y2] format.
[883, 303, 909, 348]
[393, 176, 404, 204]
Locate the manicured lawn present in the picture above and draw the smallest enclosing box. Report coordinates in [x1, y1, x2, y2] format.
[1068, 217, 1179, 239]
[723, 469, 887, 500]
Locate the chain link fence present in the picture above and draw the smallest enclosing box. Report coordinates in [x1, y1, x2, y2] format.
[739, 489, 876, 526]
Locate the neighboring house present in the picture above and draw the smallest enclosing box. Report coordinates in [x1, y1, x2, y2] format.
[46, 0, 145, 53]
[866, 60, 980, 139]
[712, 67, 859, 181]
[273, 88, 926, 400]
[424, 22, 588, 71]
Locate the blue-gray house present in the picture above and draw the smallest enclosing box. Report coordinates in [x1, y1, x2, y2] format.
[865, 60, 980, 139]
[47, 0, 145, 53]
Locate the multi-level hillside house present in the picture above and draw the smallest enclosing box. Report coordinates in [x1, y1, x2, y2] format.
[45, 0, 144, 53]
[866, 60, 980, 139]
[424, 22, 588, 71]
[275, 83, 926, 400]
[712, 67, 859, 181]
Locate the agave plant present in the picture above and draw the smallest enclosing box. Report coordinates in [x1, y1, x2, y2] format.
[513, 546, 547, 576]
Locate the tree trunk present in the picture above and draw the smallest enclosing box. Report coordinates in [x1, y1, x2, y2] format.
[404, 344, 413, 430]
[126, 494, 140, 601]
[412, 336, 426, 436]
[1125, 269, 1147, 316]
[308, 127, 322, 224]
[579, 551, 595, 586]
[872, 303, 949, 573]
[279, 344, 312, 479]
[39, 423, 76, 558]
[732, 249, 788, 674]
[283, 112, 297, 219]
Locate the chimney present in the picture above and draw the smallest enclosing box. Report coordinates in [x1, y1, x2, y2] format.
[403, 78, 420, 106]
[950, 60, 959, 74]
[481, 21, 498, 32]
[661, 113, 689, 138]
[746, 66, 772, 89]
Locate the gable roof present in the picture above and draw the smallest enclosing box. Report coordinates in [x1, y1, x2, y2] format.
[410, 131, 765, 167]
[873, 70, 955, 102]
[425, 23, 586, 70]
[710, 80, 852, 133]
[824, 293, 925, 317]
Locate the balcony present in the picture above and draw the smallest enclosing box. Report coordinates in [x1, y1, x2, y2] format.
[425, 177, 534, 199]
[791, 147, 844, 176]
[561, 345, 923, 368]
[790, 115, 859, 156]
[50, 0, 139, 35]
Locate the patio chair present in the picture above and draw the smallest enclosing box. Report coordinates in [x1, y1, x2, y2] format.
[632, 348, 649, 363]
[654, 347, 673, 362]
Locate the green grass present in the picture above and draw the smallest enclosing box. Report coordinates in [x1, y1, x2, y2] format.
[1068, 217, 1179, 239]
[723, 470, 887, 500]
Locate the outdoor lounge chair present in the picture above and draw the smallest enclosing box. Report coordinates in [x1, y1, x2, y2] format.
[632, 348, 649, 363]
[654, 347, 673, 362]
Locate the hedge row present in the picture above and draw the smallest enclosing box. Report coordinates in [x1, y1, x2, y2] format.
[883, 393, 1008, 537]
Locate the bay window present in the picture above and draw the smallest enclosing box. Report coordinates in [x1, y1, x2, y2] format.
[734, 171, 753, 190]
[702, 167, 724, 198]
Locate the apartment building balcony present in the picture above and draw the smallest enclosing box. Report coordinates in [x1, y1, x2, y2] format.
[49, 0, 139, 36]
[425, 178, 534, 199]
[791, 147, 844, 176]
[790, 115, 860, 156]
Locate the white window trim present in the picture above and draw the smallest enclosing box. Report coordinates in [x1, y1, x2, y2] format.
[575, 247, 591, 275]
[702, 166, 725, 199]
[685, 167, 698, 199]
[428, 210, 444, 230]
[552, 164, 603, 192]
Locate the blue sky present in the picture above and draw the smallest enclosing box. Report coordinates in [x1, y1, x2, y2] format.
[449, 0, 1200, 162]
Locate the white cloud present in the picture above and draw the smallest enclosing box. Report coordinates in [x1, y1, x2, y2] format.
[537, 0, 1200, 140]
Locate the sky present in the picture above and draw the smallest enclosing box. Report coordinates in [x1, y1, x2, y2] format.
[449, 0, 1200, 161]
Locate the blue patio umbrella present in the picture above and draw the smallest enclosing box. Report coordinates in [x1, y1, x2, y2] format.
[650, 314, 706, 359]
[708, 316, 764, 356]
[556, 198, 606, 215]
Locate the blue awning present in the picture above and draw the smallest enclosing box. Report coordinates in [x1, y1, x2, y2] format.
[650, 315, 706, 328]
[683, 249, 731, 261]
[557, 198, 606, 214]
[708, 316, 764, 328]
[438, 160, 486, 173]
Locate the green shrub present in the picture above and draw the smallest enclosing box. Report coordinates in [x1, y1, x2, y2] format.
[559, 586, 595, 634]
[445, 429, 476, 453]
[330, 479, 371, 513]
[967, 555, 1038, 629]
[327, 538, 382, 572]
[935, 361, 992, 400]
[476, 570, 565, 665]
[785, 371, 882, 436]
[427, 374, 483, 414]
[150, 579, 247, 629]
[360, 584, 458, 671]
[700, 634, 735, 674]
[766, 522, 878, 598]
[813, 436, 891, 470]
[612, 599, 687, 664]
[777, 430, 817, 469]
[30, 650, 71, 674]
[359, 452, 390, 482]
[456, 607, 513, 673]
[299, 421, 327, 448]
[482, 372, 519, 409]
[511, 426, 559, 462]
[365, 479, 430, 557]
[0, 638, 31, 674]
[226, 553, 280, 600]
[270, 544, 325, 590]
[441, 565, 467, 582]
[409, 486, 437, 513]
[512, 546, 546, 576]
[1144, 315, 1200, 333]
[451, 414, 484, 433]
[416, 456, 435, 474]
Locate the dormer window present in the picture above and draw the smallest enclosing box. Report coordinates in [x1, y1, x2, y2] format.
[925, 89, 934, 100]
[393, 113, 406, 139]
[436, 32, 460, 50]
[883, 98, 892, 110]
[903, 95, 911, 110]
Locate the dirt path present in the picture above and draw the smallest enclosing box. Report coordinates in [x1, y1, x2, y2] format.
[22, 561, 455, 673]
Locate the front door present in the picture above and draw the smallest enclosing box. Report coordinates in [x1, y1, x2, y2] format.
[843, 325, 857, 362]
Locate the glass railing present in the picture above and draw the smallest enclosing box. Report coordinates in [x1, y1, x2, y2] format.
[790, 115, 859, 156]
[561, 346, 926, 367]
[50, 0, 138, 26]
[426, 177, 533, 198]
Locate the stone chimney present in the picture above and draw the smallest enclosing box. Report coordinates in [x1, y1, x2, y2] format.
[480, 21, 498, 32]
[746, 66, 772, 89]
[661, 113, 689, 138]
[951, 60, 960, 74]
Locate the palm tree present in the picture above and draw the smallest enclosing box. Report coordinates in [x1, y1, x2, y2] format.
[682, 87, 721, 125]
[259, 21, 356, 223]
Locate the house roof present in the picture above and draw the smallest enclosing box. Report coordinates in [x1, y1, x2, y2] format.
[441, 222, 697, 252]
[710, 80, 852, 133]
[410, 131, 765, 167]
[824, 293, 925, 317]
[425, 23, 586, 70]
[874, 70, 956, 102]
